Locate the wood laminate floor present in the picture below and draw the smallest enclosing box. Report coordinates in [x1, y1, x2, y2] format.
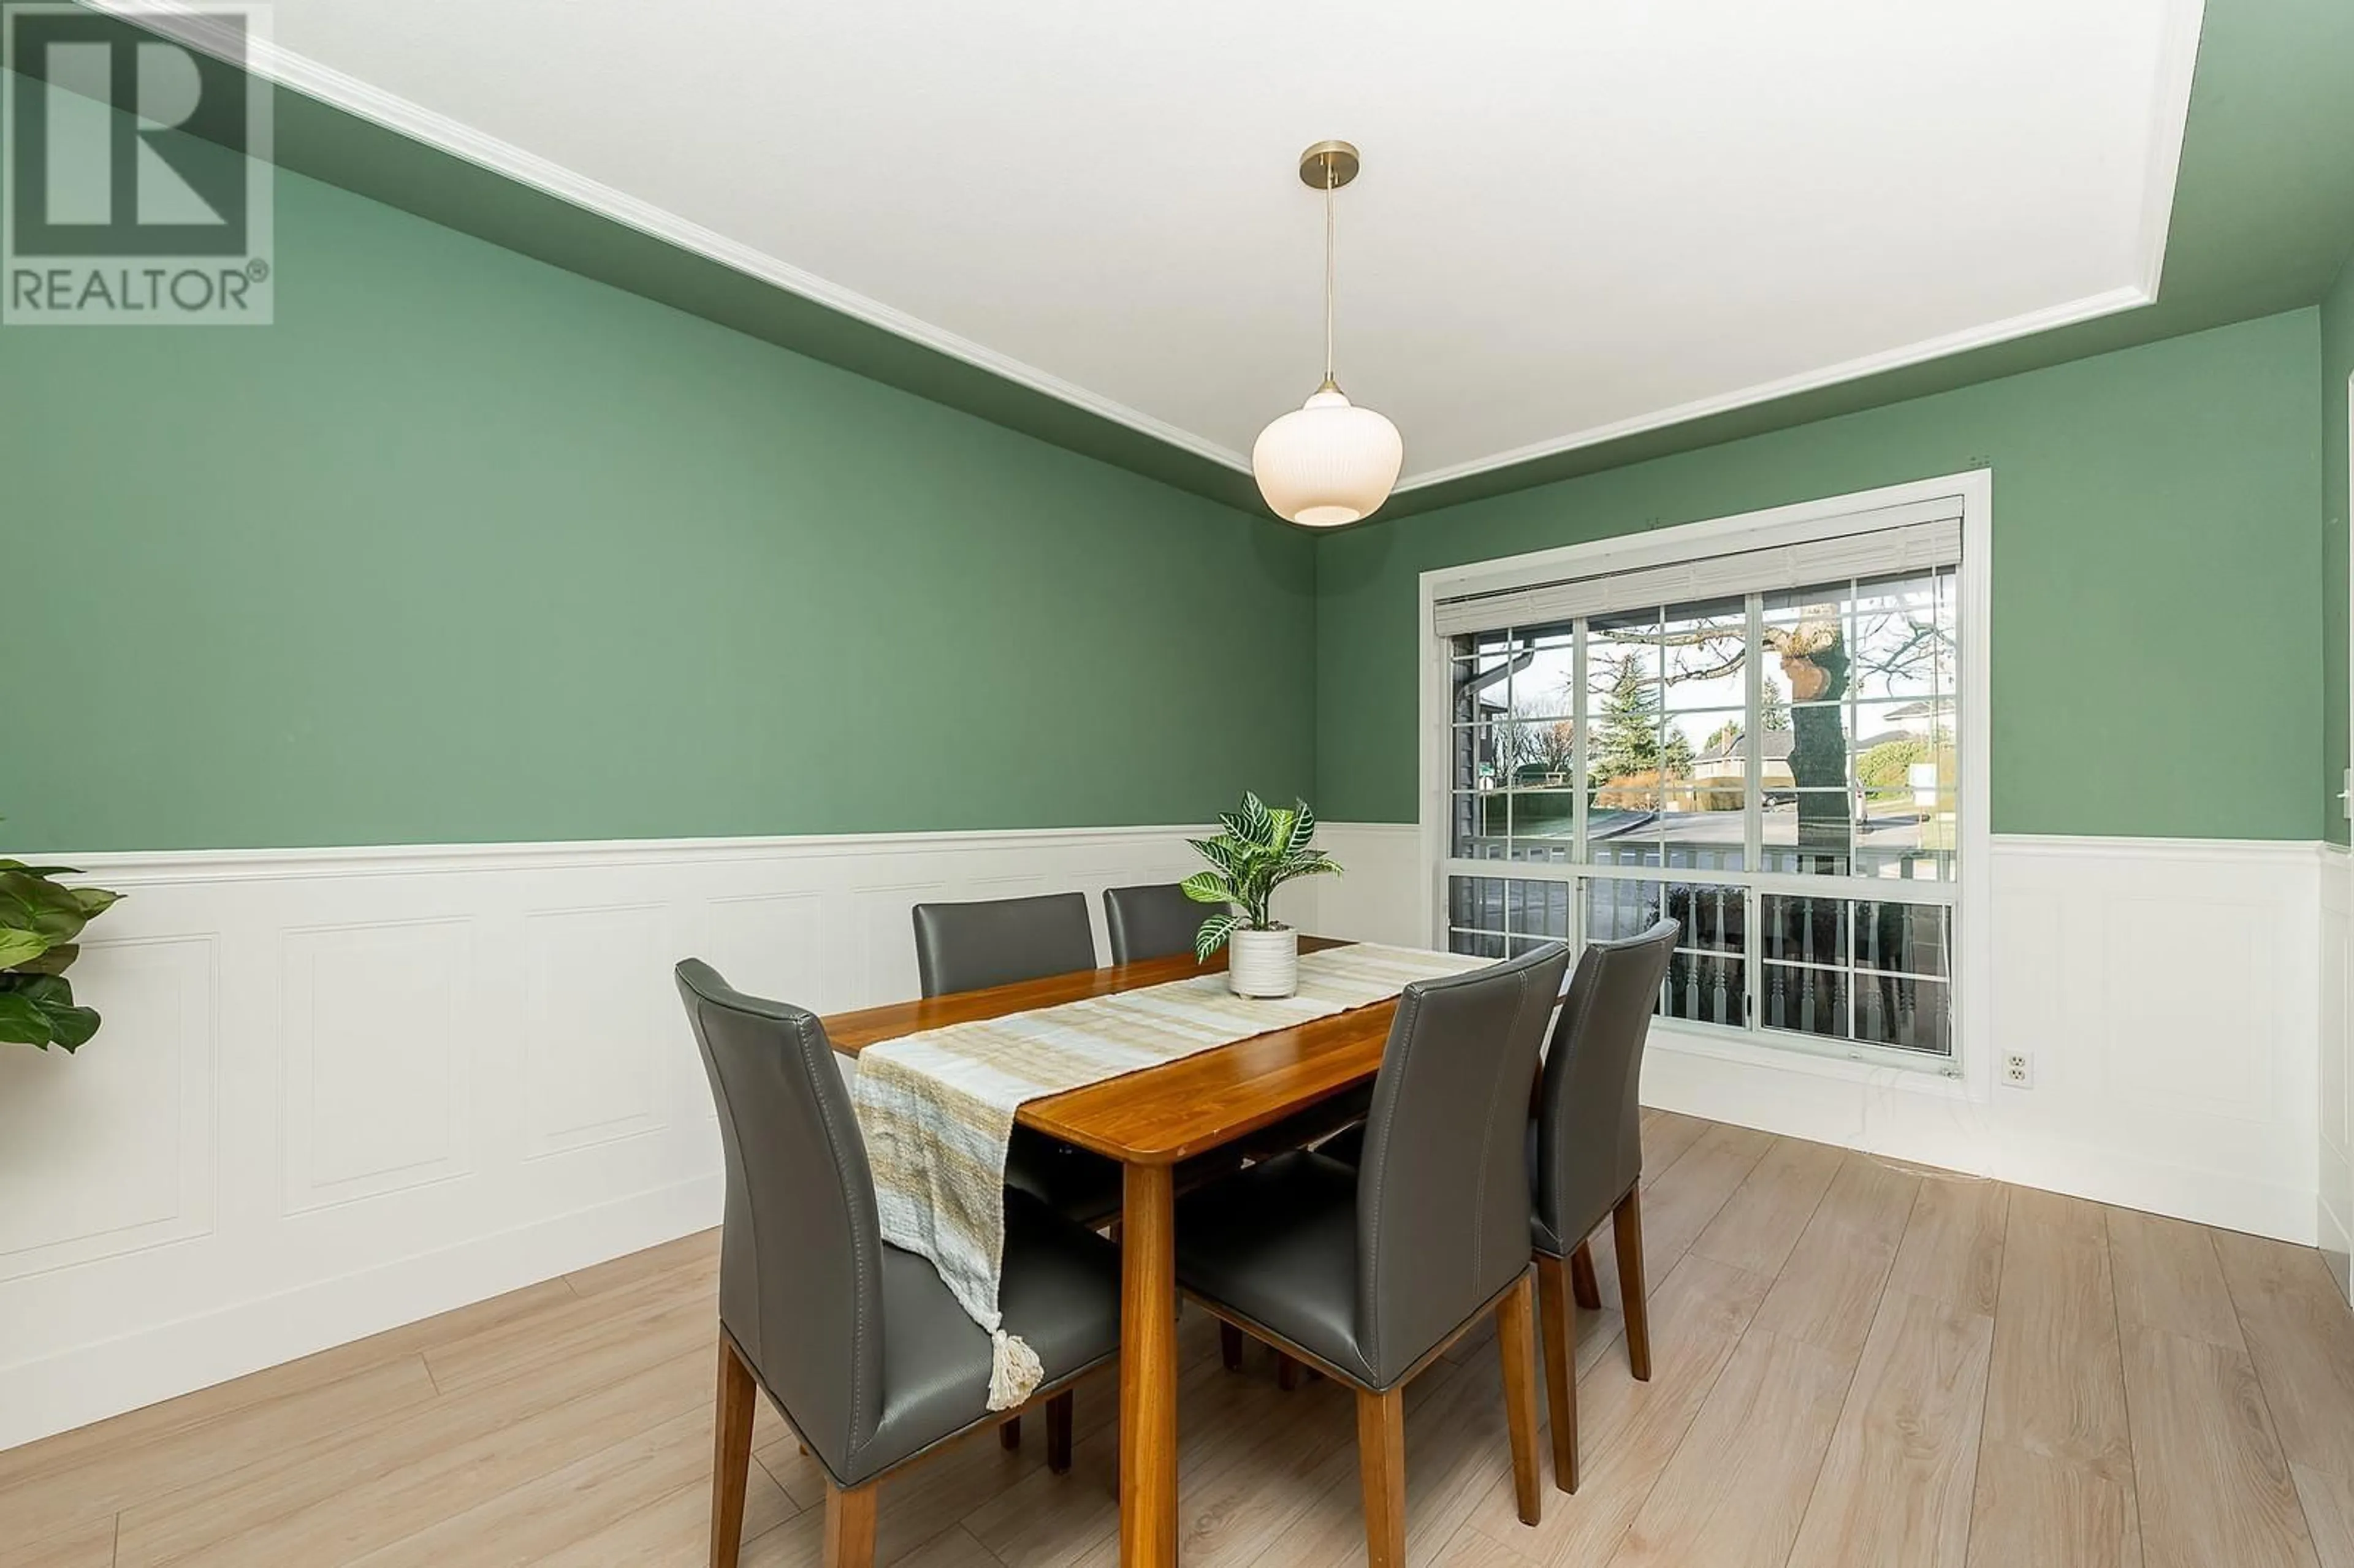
[7, 1114, 2353, 1568]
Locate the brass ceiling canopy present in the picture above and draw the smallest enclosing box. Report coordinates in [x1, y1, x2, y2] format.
[1297, 140, 1360, 191]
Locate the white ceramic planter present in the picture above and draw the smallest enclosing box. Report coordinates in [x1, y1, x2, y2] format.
[1227, 926, 1300, 999]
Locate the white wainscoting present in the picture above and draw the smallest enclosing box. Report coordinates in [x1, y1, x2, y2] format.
[1306, 824, 2327, 1252]
[0, 824, 1279, 1451]
[2322, 844, 2353, 1302]
[2, 822, 2333, 1449]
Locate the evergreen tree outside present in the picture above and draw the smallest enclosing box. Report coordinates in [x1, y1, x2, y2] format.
[1591, 655, 1663, 783]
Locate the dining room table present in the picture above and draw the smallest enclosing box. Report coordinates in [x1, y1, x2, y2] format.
[820, 934, 1412, 1568]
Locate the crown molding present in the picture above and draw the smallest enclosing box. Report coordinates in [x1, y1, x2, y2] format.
[88, 0, 2206, 504]
[82, 1, 1256, 478]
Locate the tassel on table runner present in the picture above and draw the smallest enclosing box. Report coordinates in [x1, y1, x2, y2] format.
[988, 1328, 1044, 1410]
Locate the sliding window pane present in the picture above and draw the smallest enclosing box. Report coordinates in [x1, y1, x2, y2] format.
[1762, 963, 1849, 1040]
[1758, 897, 1954, 1059]
[1855, 973, 1952, 1055]
[1661, 598, 1748, 713]
[1664, 953, 1745, 1028]
[1447, 875, 1506, 961]
[1450, 929, 1506, 959]
[1514, 626, 1577, 720]
[1761, 893, 1847, 967]
[1582, 876, 1663, 943]
[1585, 879, 1747, 1028]
[1761, 583, 1850, 717]
[1450, 790, 1510, 859]
[1665, 882, 1746, 956]
[1849, 697, 1956, 880]
[1853, 901, 1951, 978]
[1506, 878, 1575, 953]
[1761, 791, 1854, 875]
[1588, 791, 1663, 869]
[1664, 707, 1748, 872]
[1587, 608, 1663, 810]
[1849, 569, 1956, 704]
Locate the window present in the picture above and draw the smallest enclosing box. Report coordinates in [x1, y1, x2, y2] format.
[1430, 493, 1974, 1071]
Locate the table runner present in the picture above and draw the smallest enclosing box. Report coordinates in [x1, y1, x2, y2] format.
[847, 942, 1487, 1407]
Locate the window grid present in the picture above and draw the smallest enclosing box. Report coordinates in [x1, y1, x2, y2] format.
[1444, 569, 1959, 1071]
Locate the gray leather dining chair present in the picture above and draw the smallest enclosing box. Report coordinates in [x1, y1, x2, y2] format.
[1531, 919, 1677, 1492]
[911, 894, 1126, 1246]
[913, 891, 1099, 997]
[1102, 881, 1208, 969]
[1173, 942, 1570, 1562]
[1103, 881, 1376, 1387]
[911, 891, 1127, 1453]
[676, 961, 1121, 1568]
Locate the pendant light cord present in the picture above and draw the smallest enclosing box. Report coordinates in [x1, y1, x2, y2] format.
[1322, 166, 1337, 388]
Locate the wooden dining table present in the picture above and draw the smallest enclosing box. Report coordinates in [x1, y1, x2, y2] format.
[821, 935, 1401, 1568]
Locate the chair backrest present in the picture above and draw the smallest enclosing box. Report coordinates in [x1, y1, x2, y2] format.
[1534, 919, 1678, 1246]
[912, 891, 1097, 998]
[674, 959, 883, 1477]
[1354, 941, 1571, 1385]
[1103, 882, 1210, 965]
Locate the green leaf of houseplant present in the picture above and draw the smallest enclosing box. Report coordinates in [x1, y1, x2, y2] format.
[0, 872, 91, 945]
[1179, 870, 1235, 905]
[0, 927, 52, 969]
[1, 973, 97, 1049]
[69, 886, 122, 919]
[0, 992, 55, 1045]
[13, 941, 78, 976]
[1192, 913, 1239, 962]
[42, 1000, 99, 1051]
[1265, 806, 1300, 861]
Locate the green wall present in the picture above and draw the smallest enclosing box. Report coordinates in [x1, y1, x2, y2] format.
[1316, 310, 2328, 839]
[2325, 250, 2354, 844]
[0, 167, 1312, 852]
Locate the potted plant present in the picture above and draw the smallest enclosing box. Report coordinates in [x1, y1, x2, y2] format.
[1182, 793, 1341, 998]
[0, 842, 123, 1051]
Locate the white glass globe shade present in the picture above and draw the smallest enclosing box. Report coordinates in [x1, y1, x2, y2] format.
[1251, 386, 1404, 528]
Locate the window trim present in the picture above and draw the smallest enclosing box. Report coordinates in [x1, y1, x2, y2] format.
[1416, 470, 1994, 1099]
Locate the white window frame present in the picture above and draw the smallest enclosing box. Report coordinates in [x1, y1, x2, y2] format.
[1416, 470, 1994, 1100]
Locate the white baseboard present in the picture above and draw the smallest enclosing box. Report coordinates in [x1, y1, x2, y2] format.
[0, 823, 1233, 1450]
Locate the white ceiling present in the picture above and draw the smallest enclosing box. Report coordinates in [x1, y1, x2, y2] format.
[230, 0, 2201, 492]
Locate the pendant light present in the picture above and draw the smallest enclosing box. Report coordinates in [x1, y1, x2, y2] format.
[1251, 140, 1403, 528]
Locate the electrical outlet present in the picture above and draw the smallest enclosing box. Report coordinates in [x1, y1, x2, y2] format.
[2002, 1051, 2032, 1087]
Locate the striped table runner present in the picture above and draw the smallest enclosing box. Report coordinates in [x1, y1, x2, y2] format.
[848, 942, 1487, 1407]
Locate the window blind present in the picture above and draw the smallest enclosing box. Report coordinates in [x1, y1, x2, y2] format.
[1432, 514, 1962, 637]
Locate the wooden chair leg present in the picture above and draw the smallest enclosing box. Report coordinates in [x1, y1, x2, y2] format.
[1495, 1273, 1544, 1526]
[710, 1336, 758, 1568]
[1278, 1353, 1305, 1391]
[999, 1415, 1022, 1450]
[1533, 1253, 1580, 1493]
[1046, 1390, 1074, 1474]
[822, 1480, 878, 1568]
[1569, 1238, 1602, 1311]
[1355, 1385, 1408, 1568]
[1613, 1187, 1651, 1381]
[1219, 1322, 1245, 1371]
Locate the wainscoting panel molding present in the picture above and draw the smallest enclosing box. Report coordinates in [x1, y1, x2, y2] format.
[0, 823, 2331, 1448]
[0, 826, 1222, 1450]
[1306, 823, 2328, 1256]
